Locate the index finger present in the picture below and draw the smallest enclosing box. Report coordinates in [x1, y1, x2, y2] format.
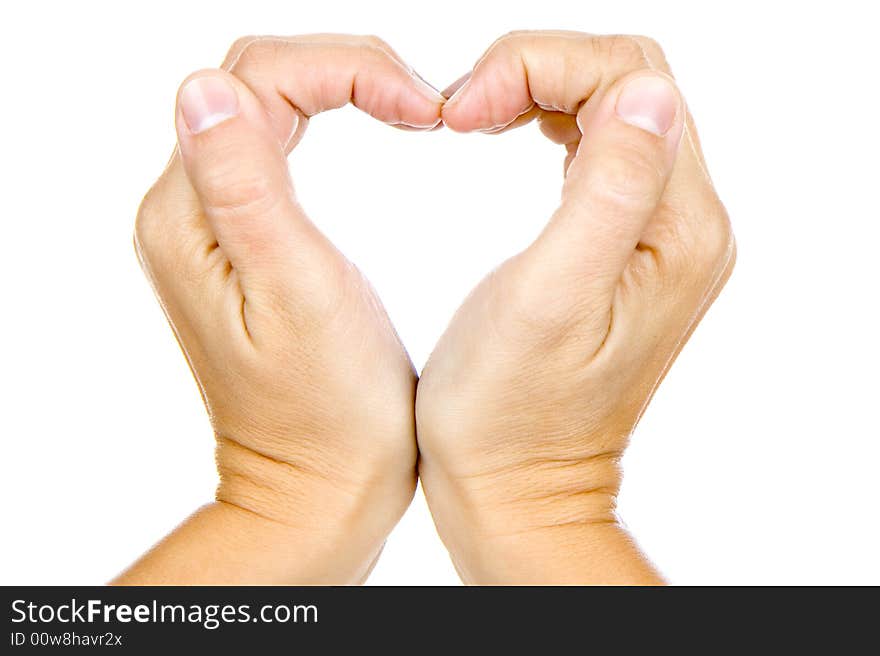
[225, 34, 445, 151]
[137, 35, 445, 346]
[442, 31, 728, 278]
[442, 32, 708, 168]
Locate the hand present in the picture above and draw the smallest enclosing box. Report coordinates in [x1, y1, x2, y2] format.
[416, 32, 735, 584]
[117, 35, 444, 584]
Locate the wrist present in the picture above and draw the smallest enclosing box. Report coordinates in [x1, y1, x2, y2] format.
[456, 520, 665, 585]
[211, 500, 389, 585]
[112, 499, 390, 586]
[114, 435, 416, 586]
[420, 451, 652, 584]
[215, 436, 415, 582]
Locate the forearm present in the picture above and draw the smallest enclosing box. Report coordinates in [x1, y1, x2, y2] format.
[452, 522, 664, 585]
[422, 458, 664, 585]
[111, 501, 384, 586]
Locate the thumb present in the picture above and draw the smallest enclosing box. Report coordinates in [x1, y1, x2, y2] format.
[530, 70, 684, 296]
[174, 69, 311, 289]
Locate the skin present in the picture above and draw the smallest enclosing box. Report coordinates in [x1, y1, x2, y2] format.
[114, 31, 734, 585]
[114, 35, 444, 584]
[417, 32, 735, 584]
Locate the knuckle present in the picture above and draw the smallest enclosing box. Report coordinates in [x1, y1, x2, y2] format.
[664, 204, 734, 283]
[497, 30, 525, 44]
[632, 35, 671, 73]
[201, 166, 278, 218]
[355, 34, 394, 59]
[228, 35, 259, 59]
[489, 30, 531, 56]
[584, 145, 664, 214]
[231, 37, 277, 72]
[633, 35, 664, 59]
[700, 208, 735, 270]
[602, 34, 650, 69]
[359, 34, 391, 51]
[133, 186, 164, 256]
[133, 184, 210, 284]
[226, 36, 272, 72]
[499, 29, 534, 42]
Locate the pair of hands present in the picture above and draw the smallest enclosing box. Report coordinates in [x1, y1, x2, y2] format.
[117, 31, 734, 585]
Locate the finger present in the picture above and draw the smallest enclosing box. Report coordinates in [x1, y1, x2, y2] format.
[440, 32, 704, 170]
[443, 31, 727, 285]
[225, 35, 445, 151]
[442, 31, 668, 132]
[441, 72, 471, 99]
[136, 37, 445, 339]
[221, 33, 418, 83]
[482, 108, 581, 146]
[526, 71, 685, 296]
[173, 69, 323, 304]
[538, 112, 581, 145]
[631, 35, 708, 170]
[479, 105, 542, 134]
[627, 36, 726, 270]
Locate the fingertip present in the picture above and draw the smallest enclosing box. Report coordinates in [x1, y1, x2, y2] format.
[402, 83, 445, 129]
[176, 68, 289, 159]
[354, 70, 443, 130]
[440, 81, 481, 132]
[550, 71, 687, 288]
[569, 71, 685, 193]
[440, 72, 471, 100]
[394, 96, 443, 130]
[176, 70, 240, 137]
[613, 72, 682, 139]
[441, 70, 532, 133]
[412, 75, 447, 105]
[439, 105, 470, 133]
[577, 71, 684, 148]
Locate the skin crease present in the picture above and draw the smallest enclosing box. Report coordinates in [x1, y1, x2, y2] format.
[114, 36, 445, 585]
[416, 32, 735, 584]
[113, 32, 734, 585]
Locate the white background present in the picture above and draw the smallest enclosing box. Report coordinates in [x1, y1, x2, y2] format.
[1, 1, 878, 585]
